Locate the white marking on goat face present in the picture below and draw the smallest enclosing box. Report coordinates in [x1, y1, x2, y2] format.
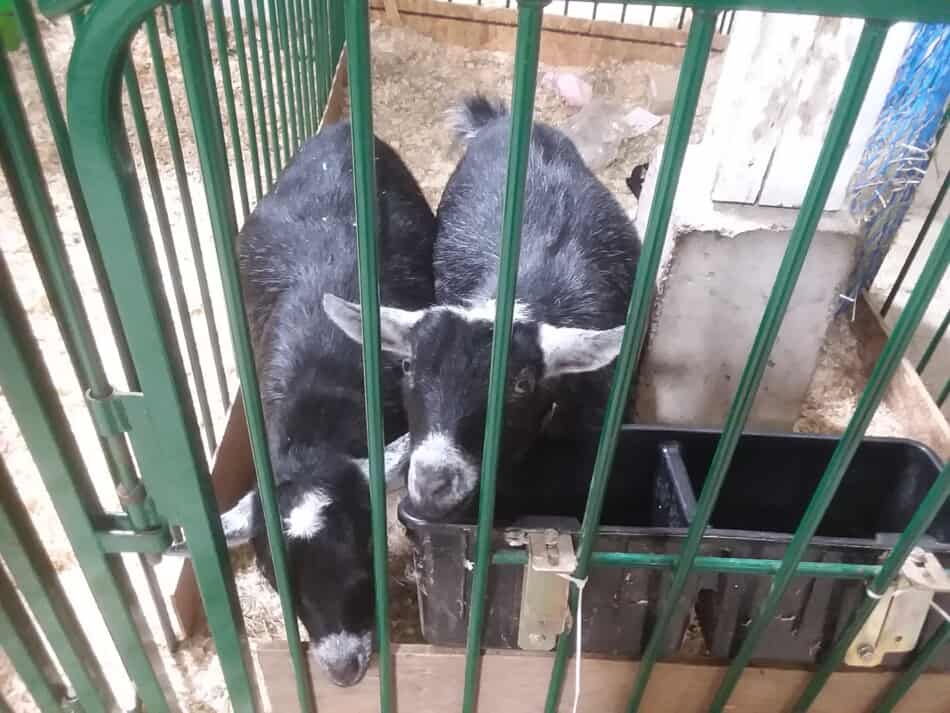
[408, 432, 479, 512]
[311, 631, 373, 686]
[446, 298, 532, 324]
[283, 489, 331, 539]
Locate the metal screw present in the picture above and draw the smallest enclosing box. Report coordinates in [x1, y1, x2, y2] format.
[857, 643, 875, 660]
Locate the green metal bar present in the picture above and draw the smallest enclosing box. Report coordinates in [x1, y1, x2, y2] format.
[69, 2, 263, 708]
[344, 1, 392, 710]
[871, 621, 950, 713]
[242, 0, 275, 186]
[531, 1, 950, 24]
[0, 43, 161, 532]
[792, 459, 950, 712]
[33, 0, 950, 23]
[938, 375, 949, 407]
[329, 0, 344, 68]
[312, 0, 330, 116]
[228, 0, 265, 201]
[462, 4, 546, 712]
[10, 0, 137, 388]
[0, 566, 66, 713]
[253, 0, 282, 179]
[2, 22, 180, 656]
[173, 2, 315, 710]
[144, 15, 231, 411]
[883, 171, 949, 316]
[491, 550, 886, 578]
[539, 11, 719, 713]
[917, 307, 948, 374]
[0, 252, 176, 713]
[123, 59, 219, 454]
[286, 0, 308, 141]
[0, 458, 116, 713]
[276, 0, 302, 148]
[295, 0, 315, 136]
[267, 0, 292, 165]
[625, 20, 889, 713]
[209, 0, 251, 218]
[711, 215, 948, 713]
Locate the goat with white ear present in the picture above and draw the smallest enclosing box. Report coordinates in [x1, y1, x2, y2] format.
[326, 94, 640, 522]
[223, 120, 435, 687]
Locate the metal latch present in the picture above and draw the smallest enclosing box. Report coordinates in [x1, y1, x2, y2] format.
[846, 548, 950, 667]
[516, 528, 577, 651]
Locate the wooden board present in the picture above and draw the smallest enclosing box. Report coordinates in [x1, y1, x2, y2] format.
[853, 293, 950, 461]
[255, 642, 950, 713]
[171, 54, 349, 636]
[368, 0, 728, 67]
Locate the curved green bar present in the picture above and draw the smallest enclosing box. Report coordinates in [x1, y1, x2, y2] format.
[65, 1, 261, 709]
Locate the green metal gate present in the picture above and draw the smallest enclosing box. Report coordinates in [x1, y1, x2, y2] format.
[1, 1, 949, 712]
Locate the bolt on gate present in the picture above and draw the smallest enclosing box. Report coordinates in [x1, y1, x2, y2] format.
[0, 1, 949, 713]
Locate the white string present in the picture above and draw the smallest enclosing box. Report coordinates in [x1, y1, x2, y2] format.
[930, 599, 950, 624]
[557, 574, 588, 713]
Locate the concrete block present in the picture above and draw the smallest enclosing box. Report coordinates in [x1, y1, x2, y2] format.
[634, 142, 859, 430]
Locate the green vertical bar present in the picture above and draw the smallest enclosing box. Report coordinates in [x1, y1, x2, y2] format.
[296, 0, 315, 135]
[792, 456, 950, 712]
[287, 0, 308, 140]
[917, 307, 948, 374]
[209, 0, 251, 218]
[0, 46, 161, 531]
[461, 4, 546, 713]
[173, 3, 316, 710]
[344, 1, 392, 711]
[253, 0, 282, 179]
[228, 0, 265, 201]
[871, 621, 950, 713]
[267, 0, 292, 165]
[10, 0, 137, 386]
[69, 2, 262, 709]
[329, 0, 344, 67]
[938, 375, 949, 407]
[123, 60, 219, 454]
[0, 253, 176, 713]
[242, 0, 275, 187]
[709, 219, 946, 713]
[0, 567, 66, 713]
[0, 458, 116, 713]
[276, 0, 301, 148]
[625, 20, 890, 713]
[312, 0, 329, 116]
[144, 15, 231, 411]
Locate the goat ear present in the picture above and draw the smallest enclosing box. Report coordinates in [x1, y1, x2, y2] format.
[323, 293, 420, 356]
[220, 490, 259, 547]
[539, 324, 626, 378]
[354, 433, 411, 491]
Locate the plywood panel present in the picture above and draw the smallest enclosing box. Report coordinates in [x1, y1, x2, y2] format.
[368, 0, 728, 67]
[255, 642, 950, 713]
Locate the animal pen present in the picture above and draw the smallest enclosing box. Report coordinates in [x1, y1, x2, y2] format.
[0, 0, 949, 712]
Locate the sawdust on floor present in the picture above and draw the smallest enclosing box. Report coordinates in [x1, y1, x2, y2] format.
[0, 13, 918, 713]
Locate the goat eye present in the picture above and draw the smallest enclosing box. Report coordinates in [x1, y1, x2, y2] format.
[401, 358, 412, 375]
[514, 371, 535, 395]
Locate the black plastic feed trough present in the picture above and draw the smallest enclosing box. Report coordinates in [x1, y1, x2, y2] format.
[398, 425, 950, 669]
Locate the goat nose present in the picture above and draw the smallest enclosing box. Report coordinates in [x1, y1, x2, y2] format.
[327, 655, 366, 687]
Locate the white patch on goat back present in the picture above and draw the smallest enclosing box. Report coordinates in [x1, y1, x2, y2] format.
[311, 630, 373, 673]
[408, 432, 478, 502]
[284, 489, 332, 539]
[446, 298, 531, 324]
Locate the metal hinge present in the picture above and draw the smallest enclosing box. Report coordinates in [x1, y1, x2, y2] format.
[508, 526, 578, 651]
[846, 547, 950, 667]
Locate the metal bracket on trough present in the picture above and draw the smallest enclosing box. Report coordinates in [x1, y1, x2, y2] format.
[517, 528, 577, 652]
[846, 547, 950, 667]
